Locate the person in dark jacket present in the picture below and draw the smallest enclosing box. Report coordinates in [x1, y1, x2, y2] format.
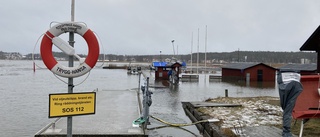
[277, 71, 303, 137]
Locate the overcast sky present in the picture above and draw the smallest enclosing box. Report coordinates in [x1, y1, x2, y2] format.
[1, 0, 320, 55]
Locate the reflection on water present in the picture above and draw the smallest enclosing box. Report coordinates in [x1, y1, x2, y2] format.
[0, 60, 280, 137]
[221, 78, 276, 89]
[146, 73, 278, 136]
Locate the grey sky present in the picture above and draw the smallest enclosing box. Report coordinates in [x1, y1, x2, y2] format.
[1, 0, 320, 55]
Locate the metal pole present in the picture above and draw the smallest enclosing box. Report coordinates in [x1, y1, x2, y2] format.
[238, 48, 240, 62]
[146, 77, 150, 125]
[197, 28, 199, 74]
[177, 45, 178, 56]
[138, 73, 141, 94]
[190, 32, 193, 73]
[299, 120, 304, 137]
[205, 25, 207, 74]
[142, 77, 150, 129]
[71, 0, 75, 21]
[137, 73, 142, 114]
[67, 0, 75, 137]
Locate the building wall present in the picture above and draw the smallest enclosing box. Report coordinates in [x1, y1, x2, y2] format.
[222, 64, 276, 82]
[222, 68, 245, 80]
[155, 67, 169, 80]
[244, 65, 276, 81]
[155, 63, 182, 80]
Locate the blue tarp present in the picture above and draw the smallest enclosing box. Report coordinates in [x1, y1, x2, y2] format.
[181, 62, 186, 67]
[153, 61, 187, 67]
[153, 62, 168, 67]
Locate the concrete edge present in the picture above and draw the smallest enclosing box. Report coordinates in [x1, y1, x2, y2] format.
[34, 118, 62, 135]
[182, 102, 227, 137]
[35, 134, 147, 137]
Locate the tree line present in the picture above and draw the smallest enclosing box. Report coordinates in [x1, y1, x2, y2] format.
[4, 51, 318, 64]
[125, 51, 317, 64]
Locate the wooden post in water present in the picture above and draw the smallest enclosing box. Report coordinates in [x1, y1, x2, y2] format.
[225, 89, 228, 97]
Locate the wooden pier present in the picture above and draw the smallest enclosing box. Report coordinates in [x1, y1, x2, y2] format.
[182, 101, 291, 137]
[181, 74, 199, 82]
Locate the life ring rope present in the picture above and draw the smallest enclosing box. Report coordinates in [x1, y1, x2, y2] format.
[92, 31, 106, 68]
[44, 32, 54, 40]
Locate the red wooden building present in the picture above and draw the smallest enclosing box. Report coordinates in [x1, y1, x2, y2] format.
[153, 62, 183, 81]
[292, 25, 320, 133]
[221, 63, 276, 82]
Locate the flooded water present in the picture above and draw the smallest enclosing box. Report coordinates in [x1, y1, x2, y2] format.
[0, 60, 279, 137]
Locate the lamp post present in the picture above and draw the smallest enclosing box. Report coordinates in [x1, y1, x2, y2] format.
[171, 40, 175, 58]
[160, 51, 162, 62]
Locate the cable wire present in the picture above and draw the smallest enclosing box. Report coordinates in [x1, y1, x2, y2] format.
[53, 71, 91, 86]
[32, 34, 45, 69]
[150, 115, 212, 127]
[93, 31, 106, 68]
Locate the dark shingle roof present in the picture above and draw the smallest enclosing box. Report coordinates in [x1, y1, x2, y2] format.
[222, 63, 274, 70]
[279, 64, 317, 72]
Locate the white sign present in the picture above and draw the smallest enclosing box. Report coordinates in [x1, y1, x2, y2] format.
[281, 72, 300, 84]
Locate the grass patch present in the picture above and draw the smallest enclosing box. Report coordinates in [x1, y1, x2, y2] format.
[221, 128, 238, 137]
[274, 119, 320, 137]
[267, 99, 320, 136]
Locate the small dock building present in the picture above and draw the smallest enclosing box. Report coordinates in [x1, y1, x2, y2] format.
[221, 63, 276, 82]
[153, 61, 184, 82]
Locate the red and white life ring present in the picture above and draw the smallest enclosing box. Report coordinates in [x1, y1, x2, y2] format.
[40, 22, 99, 78]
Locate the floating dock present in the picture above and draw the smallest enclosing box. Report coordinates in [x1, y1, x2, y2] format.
[35, 89, 146, 137]
[181, 74, 199, 82]
[182, 102, 295, 137]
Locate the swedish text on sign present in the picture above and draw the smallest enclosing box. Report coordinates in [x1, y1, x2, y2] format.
[49, 92, 96, 118]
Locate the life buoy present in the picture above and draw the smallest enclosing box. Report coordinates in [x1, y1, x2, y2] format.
[40, 22, 99, 78]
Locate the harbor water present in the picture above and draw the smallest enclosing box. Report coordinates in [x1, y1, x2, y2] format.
[0, 60, 279, 137]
